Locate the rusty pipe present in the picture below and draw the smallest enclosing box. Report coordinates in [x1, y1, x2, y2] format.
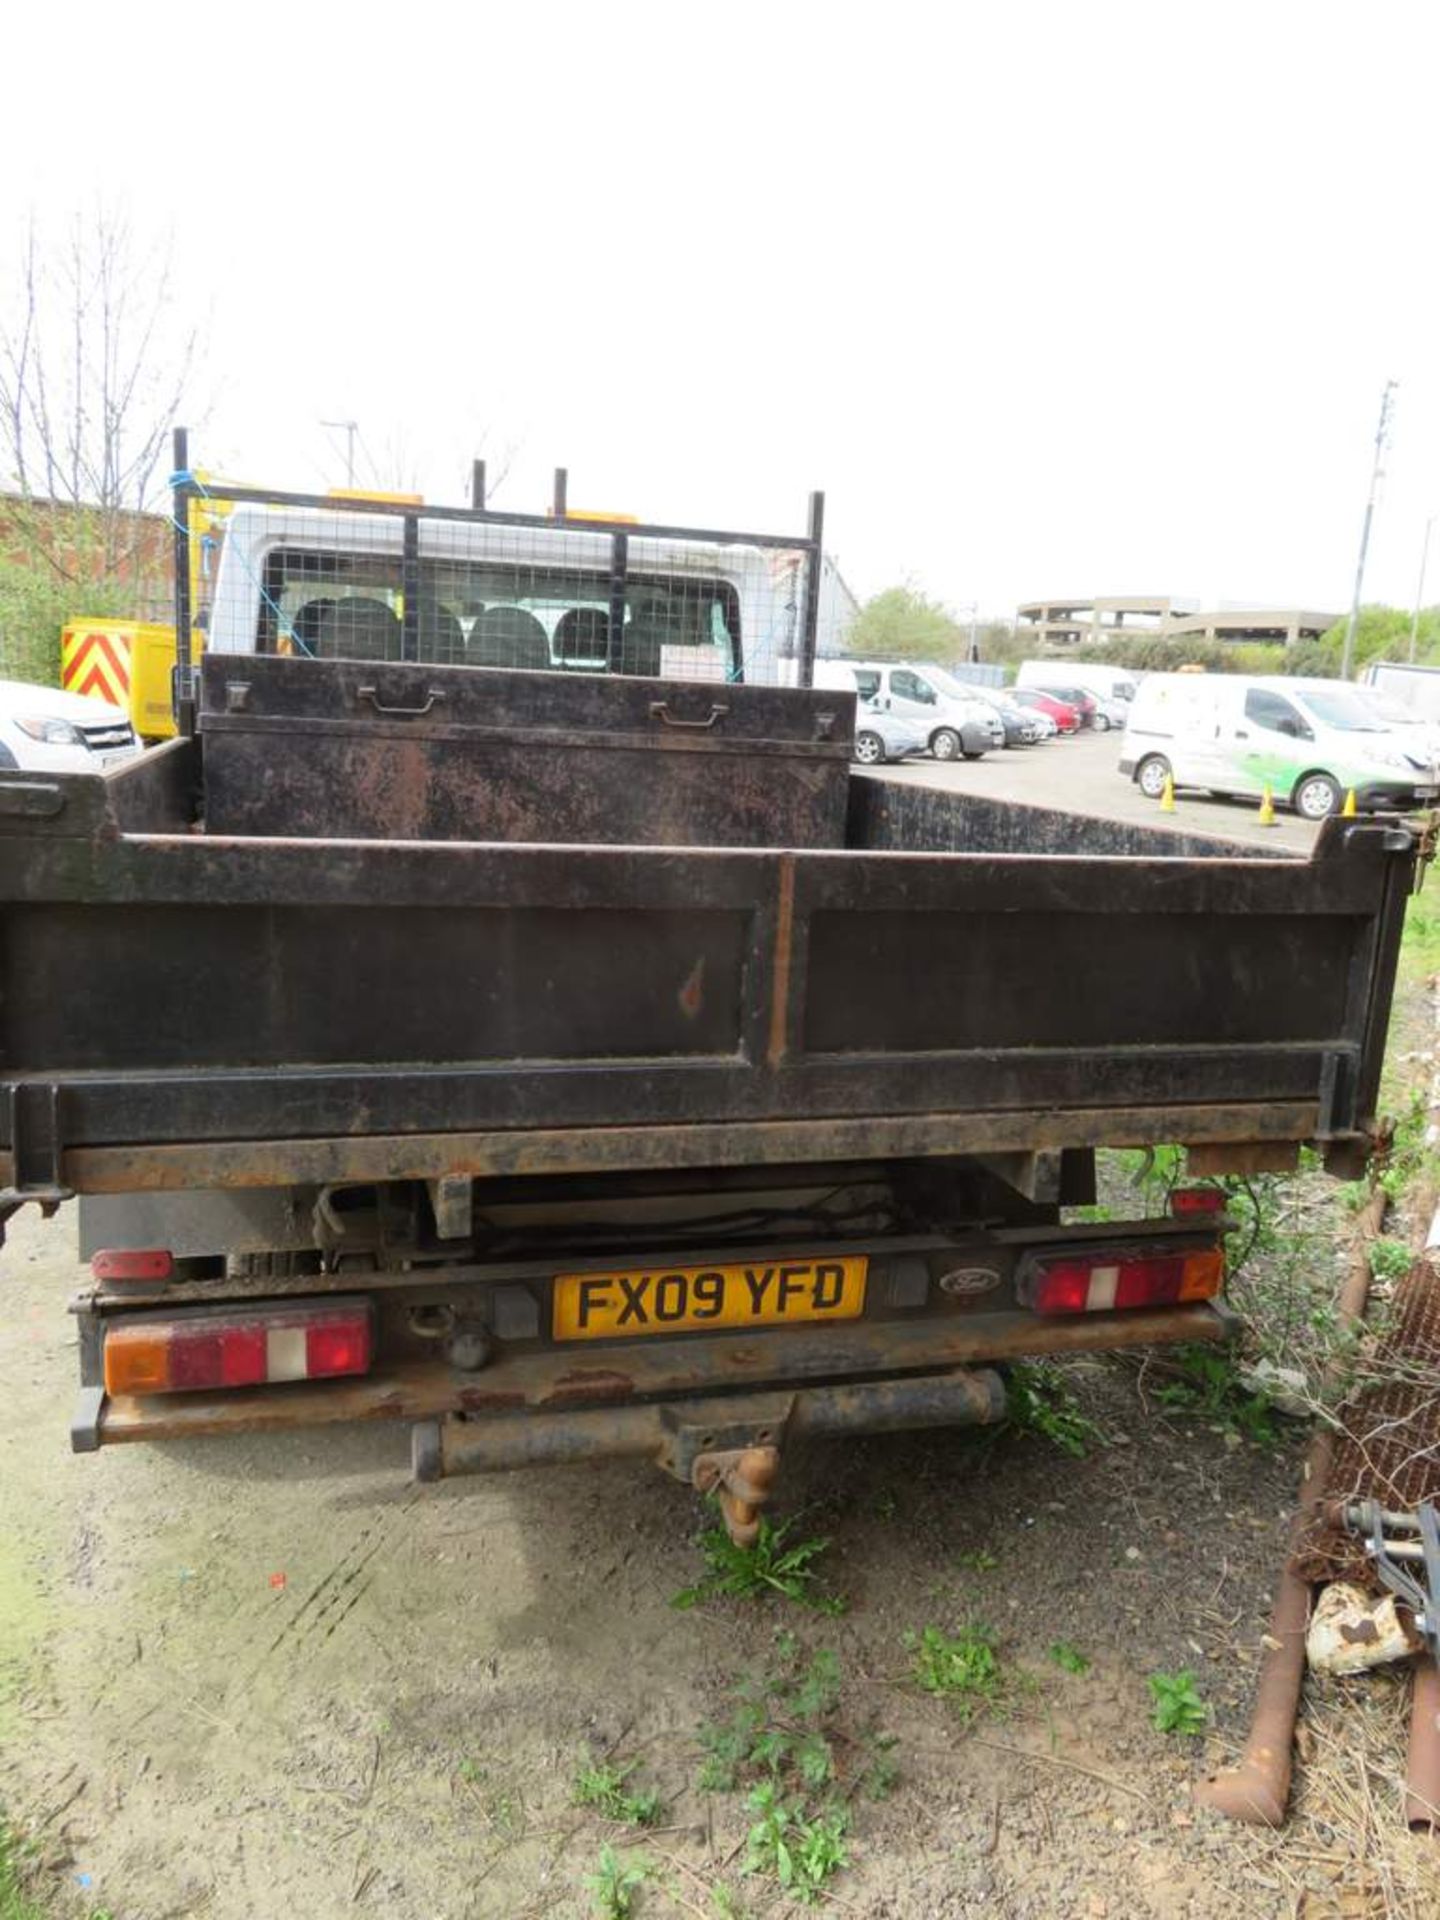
[1407, 1658, 1440, 1834]
[1195, 1185, 1388, 1827]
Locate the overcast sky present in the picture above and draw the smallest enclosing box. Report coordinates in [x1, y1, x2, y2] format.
[4, 0, 1438, 621]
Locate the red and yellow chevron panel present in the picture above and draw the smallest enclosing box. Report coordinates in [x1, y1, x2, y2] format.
[62, 624, 133, 707]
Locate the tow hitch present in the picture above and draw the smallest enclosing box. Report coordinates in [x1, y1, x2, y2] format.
[411, 1366, 1007, 1543]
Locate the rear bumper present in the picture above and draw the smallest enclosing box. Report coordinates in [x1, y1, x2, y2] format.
[90, 1300, 1232, 1453]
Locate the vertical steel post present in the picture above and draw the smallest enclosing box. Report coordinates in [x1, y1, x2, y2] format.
[1409, 514, 1434, 663]
[553, 467, 568, 519]
[797, 491, 825, 689]
[608, 532, 629, 672]
[1341, 380, 1398, 681]
[171, 426, 195, 737]
[471, 459, 487, 513]
[401, 514, 420, 661]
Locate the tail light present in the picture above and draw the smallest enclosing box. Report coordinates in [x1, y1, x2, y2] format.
[92, 1249, 174, 1282]
[103, 1299, 373, 1396]
[1017, 1245, 1224, 1315]
[1169, 1186, 1227, 1218]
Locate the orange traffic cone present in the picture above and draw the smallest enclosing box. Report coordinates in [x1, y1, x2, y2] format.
[1257, 785, 1278, 827]
[1342, 789, 1358, 818]
[1160, 774, 1176, 813]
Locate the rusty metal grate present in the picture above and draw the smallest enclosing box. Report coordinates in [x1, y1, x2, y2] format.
[1295, 1255, 1440, 1587]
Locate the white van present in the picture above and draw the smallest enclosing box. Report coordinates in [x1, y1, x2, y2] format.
[1361, 660, 1440, 722]
[815, 661, 1002, 759]
[1119, 674, 1438, 820]
[812, 662, 929, 764]
[1016, 660, 1139, 712]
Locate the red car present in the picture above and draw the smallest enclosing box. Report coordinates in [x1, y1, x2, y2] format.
[1012, 688, 1082, 735]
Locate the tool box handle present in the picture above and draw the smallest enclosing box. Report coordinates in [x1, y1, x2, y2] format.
[356, 686, 447, 719]
[649, 701, 730, 731]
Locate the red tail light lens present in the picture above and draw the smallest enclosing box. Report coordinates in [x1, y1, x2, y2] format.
[307, 1319, 371, 1378]
[1018, 1246, 1224, 1315]
[104, 1299, 373, 1396]
[1170, 1186, 1227, 1218]
[91, 1249, 174, 1282]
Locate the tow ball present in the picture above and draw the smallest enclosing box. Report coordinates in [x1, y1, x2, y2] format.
[691, 1446, 781, 1548]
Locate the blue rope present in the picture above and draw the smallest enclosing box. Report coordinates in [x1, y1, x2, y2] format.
[168, 471, 313, 655]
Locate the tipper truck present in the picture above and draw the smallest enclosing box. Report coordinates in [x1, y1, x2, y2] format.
[0, 437, 1421, 1541]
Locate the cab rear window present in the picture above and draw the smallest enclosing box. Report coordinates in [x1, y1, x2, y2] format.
[257, 549, 741, 682]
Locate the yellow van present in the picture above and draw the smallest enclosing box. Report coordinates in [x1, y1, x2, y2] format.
[61, 619, 205, 742]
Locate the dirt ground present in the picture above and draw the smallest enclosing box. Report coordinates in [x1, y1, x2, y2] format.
[4, 1184, 1440, 1920]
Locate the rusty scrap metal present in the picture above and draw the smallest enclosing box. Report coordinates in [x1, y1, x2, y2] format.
[1295, 1255, 1440, 1589]
[1328, 1501, 1440, 1661]
[1407, 1657, 1440, 1834]
[1195, 1185, 1388, 1828]
[1305, 1580, 1423, 1676]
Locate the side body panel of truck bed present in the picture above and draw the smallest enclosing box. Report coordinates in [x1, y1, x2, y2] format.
[0, 754, 1412, 1197]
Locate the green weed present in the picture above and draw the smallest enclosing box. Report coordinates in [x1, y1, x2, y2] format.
[0, 1823, 44, 1920]
[455, 1760, 523, 1835]
[907, 1623, 1004, 1720]
[743, 1782, 848, 1906]
[585, 1843, 650, 1919]
[574, 1754, 662, 1826]
[695, 1640, 893, 1907]
[1151, 1344, 1280, 1447]
[1401, 892, 1440, 981]
[955, 1548, 998, 1574]
[673, 1514, 843, 1612]
[1047, 1641, 1091, 1675]
[697, 1649, 844, 1794]
[1148, 1669, 1207, 1736]
[1369, 1236, 1415, 1285]
[1005, 1362, 1103, 1457]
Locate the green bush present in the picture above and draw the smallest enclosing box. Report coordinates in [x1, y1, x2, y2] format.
[0, 557, 132, 689]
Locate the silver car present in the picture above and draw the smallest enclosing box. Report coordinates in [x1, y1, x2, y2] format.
[851, 701, 929, 766]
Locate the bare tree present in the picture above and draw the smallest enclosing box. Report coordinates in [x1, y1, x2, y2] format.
[0, 209, 201, 592]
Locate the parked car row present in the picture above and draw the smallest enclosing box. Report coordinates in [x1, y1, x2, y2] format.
[817, 660, 1136, 764]
[821, 649, 1440, 816]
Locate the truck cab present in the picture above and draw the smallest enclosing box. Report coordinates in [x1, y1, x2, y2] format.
[209, 505, 798, 686]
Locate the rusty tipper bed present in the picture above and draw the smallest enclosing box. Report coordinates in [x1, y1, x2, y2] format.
[0, 453, 1420, 1535]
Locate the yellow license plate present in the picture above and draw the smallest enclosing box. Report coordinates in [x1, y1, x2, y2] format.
[552, 1256, 868, 1342]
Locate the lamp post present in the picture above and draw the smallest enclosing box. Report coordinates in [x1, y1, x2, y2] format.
[958, 601, 979, 663]
[1409, 514, 1435, 664]
[1340, 380, 1398, 680]
[320, 418, 359, 488]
